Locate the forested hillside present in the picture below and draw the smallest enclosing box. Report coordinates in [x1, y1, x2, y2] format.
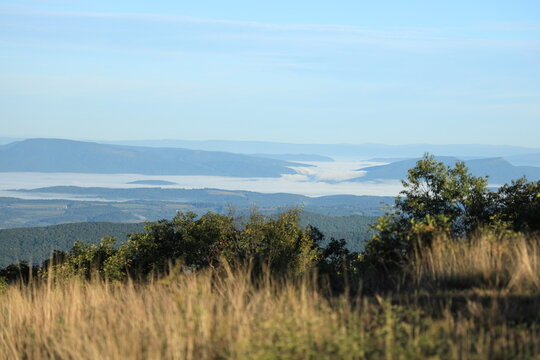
[299, 212, 375, 251]
[0, 222, 144, 267]
[0, 212, 375, 267]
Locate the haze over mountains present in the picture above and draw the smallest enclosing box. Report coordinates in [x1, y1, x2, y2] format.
[1, 139, 539, 185]
[0, 139, 303, 177]
[106, 139, 540, 161]
[505, 153, 540, 168]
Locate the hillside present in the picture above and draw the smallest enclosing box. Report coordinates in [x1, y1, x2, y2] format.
[299, 211, 375, 251]
[353, 156, 540, 184]
[0, 212, 375, 267]
[505, 153, 540, 167]
[0, 139, 303, 177]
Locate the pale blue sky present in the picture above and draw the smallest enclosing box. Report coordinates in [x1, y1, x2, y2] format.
[1, 0, 539, 146]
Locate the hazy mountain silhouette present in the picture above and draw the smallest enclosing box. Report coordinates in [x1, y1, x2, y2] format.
[0, 139, 303, 177]
[505, 153, 540, 167]
[105, 139, 540, 158]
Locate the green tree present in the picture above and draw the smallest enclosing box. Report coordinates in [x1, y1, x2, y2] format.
[493, 178, 540, 232]
[396, 154, 491, 235]
[362, 154, 491, 274]
[362, 154, 540, 280]
[104, 211, 238, 278]
[97, 208, 322, 279]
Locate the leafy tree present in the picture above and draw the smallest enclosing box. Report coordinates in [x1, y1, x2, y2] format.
[237, 209, 320, 275]
[104, 211, 238, 278]
[52, 209, 326, 280]
[396, 154, 491, 235]
[362, 154, 540, 279]
[493, 178, 540, 232]
[362, 154, 490, 272]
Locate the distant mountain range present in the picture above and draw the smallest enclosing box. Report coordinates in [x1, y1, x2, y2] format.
[505, 153, 540, 167]
[2, 139, 539, 179]
[104, 139, 540, 160]
[353, 157, 540, 184]
[2, 137, 540, 165]
[0, 139, 304, 177]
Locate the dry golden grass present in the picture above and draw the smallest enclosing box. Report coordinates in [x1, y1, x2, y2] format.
[413, 231, 540, 292]
[2, 234, 540, 359]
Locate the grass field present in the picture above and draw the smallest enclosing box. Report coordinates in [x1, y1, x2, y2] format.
[1, 233, 540, 359]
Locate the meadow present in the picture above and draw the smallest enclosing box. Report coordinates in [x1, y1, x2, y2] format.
[1, 232, 540, 360]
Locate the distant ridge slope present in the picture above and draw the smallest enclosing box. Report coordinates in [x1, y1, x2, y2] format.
[0, 139, 303, 177]
[0, 222, 145, 267]
[107, 139, 540, 158]
[505, 153, 540, 167]
[352, 156, 540, 184]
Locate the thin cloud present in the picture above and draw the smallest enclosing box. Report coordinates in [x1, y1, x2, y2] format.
[7, 9, 537, 49]
[43, 10, 433, 41]
[2, 8, 539, 54]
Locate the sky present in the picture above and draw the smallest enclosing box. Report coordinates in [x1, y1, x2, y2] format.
[0, 0, 539, 146]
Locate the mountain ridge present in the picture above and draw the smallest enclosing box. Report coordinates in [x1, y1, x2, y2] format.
[102, 139, 540, 159]
[0, 138, 303, 177]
